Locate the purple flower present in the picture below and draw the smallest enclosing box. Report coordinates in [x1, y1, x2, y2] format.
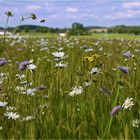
[35, 85, 47, 90]
[117, 66, 129, 74]
[0, 59, 7, 66]
[123, 51, 132, 58]
[16, 61, 30, 70]
[111, 105, 122, 116]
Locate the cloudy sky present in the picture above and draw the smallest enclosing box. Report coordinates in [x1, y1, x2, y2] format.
[0, 0, 140, 27]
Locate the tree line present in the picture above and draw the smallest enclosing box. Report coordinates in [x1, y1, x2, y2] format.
[1, 23, 140, 35]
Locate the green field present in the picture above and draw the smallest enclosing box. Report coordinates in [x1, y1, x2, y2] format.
[18, 32, 140, 40]
[0, 34, 140, 139]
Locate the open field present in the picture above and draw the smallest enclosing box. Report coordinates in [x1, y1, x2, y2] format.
[17, 32, 140, 40]
[0, 35, 140, 139]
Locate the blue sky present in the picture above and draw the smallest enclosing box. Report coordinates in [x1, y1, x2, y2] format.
[0, 0, 140, 27]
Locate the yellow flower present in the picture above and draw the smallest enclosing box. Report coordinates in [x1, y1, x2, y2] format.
[83, 54, 100, 63]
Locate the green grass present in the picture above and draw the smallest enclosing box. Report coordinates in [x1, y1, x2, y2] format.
[0, 36, 140, 139]
[18, 32, 140, 40]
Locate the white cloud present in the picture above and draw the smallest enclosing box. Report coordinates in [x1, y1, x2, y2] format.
[66, 7, 78, 13]
[26, 5, 41, 12]
[105, 10, 140, 20]
[123, 2, 140, 9]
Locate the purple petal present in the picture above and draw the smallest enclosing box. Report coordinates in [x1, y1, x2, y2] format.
[117, 66, 129, 74]
[16, 61, 30, 70]
[123, 51, 132, 58]
[0, 59, 7, 66]
[111, 105, 122, 116]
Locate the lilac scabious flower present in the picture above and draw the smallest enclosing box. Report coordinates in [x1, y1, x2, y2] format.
[123, 51, 132, 58]
[16, 61, 30, 70]
[0, 59, 7, 66]
[117, 66, 129, 74]
[111, 105, 122, 116]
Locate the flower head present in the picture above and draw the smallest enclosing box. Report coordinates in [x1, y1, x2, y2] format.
[16, 61, 30, 70]
[117, 66, 129, 74]
[123, 51, 132, 58]
[83, 54, 100, 63]
[91, 67, 100, 74]
[5, 11, 13, 17]
[122, 97, 134, 109]
[69, 86, 83, 96]
[31, 13, 37, 20]
[52, 52, 65, 58]
[111, 105, 122, 116]
[23, 116, 34, 121]
[0, 101, 8, 107]
[55, 62, 67, 68]
[4, 112, 20, 120]
[132, 119, 140, 128]
[0, 59, 7, 66]
[27, 64, 36, 72]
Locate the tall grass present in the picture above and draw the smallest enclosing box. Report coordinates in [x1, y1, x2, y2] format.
[0, 34, 140, 139]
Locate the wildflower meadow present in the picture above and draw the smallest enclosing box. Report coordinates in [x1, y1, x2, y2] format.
[0, 11, 140, 139]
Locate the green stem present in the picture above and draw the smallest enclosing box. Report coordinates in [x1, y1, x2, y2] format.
[103, 71, 120, 138]
[3, 16, 9, 48]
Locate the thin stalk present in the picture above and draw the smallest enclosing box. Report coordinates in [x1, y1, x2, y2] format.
[3, 15, 9, 48]
[103, 71, 120, 138]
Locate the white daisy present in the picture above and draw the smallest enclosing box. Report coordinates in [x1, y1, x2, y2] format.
[91, 67, 100, 74]
[55, 62, 68, 68]
[0, 101, 8, 107]
[122, 97, 134, 109]
[4, 112, 20, 120]
[132, 119, 140, 128]
[69, 86, 83, 96]
[52, 52, 65, 58]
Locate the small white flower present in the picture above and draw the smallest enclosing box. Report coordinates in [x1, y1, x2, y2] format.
[85, 48, 93, 52]
[69, 86, 83, 96]
[0, 126, 2, 130]
[6, 106, 17, 111]
[15, 74, 26, 79]
[0, 101, 8, 107]
[29, 59, 34, 63]
[27, 64, 36, 71]
[91, 67, 100, 74]
[84, 81, 91, 87]
[132, 119, 140, 128]
[4, 112, 20, 120]
[52, 52, 65, 58]
[26, 88, 36, 96]
[23, 116, 34, 121]
[122, 97, 134, 109]
[55, 62, 67, 68]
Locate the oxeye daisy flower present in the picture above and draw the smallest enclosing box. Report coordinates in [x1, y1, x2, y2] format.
[23, 116, 34, 121]
[132, 119, 140, 128]
[111, 105, 122, 116]
[52, 52, 65, 58]
[0, 101, 8, 107]
[4, 112, 20, 120]
[27, 64, 36, 72]
[69, 86, 83, 96]
[55, 62, 67, 68]
[117, 66, 129, 74]
[122, 97, 134, 109]
[91, 67, 100, 74]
